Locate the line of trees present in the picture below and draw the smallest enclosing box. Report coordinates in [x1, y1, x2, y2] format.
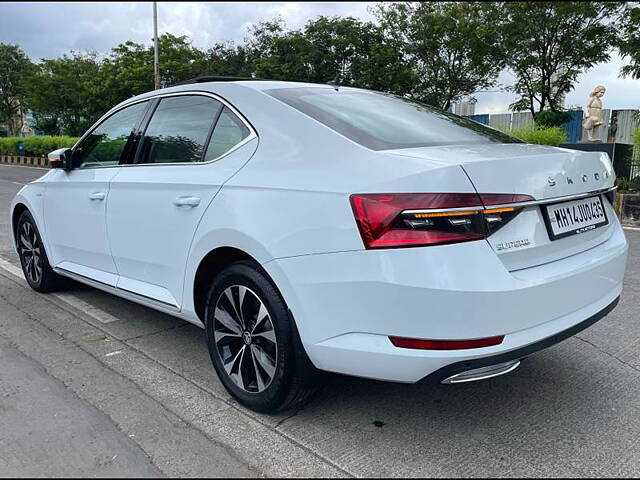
[0, 1, 638, 137]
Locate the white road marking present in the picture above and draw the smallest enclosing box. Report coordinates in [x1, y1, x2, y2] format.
[0, 257, 25, 278]
[53, 292, 122, 324]
[0, 257, 121, 324]
[0, 179, 26, 186]
[105, 350, 124, 357]
[623, 226, 640, 231]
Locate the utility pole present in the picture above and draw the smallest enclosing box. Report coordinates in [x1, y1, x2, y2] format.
[153, 1, 160, 90]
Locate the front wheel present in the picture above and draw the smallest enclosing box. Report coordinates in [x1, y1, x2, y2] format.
[16, 210, 64, 292]
[205, 260, 322, 413]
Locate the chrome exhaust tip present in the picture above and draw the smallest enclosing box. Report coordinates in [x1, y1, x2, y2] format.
[441, 360, 521, 384]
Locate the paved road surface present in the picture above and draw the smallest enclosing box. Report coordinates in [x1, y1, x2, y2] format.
[1, 163, 640, 477]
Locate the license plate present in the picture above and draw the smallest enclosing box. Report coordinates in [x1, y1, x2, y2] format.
[543, 195, 608, 240]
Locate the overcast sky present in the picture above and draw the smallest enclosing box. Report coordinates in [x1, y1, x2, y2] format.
[1, 1, 638, 113]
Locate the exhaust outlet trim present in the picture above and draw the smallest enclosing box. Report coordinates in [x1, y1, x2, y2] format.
[441, 360, 521, 384]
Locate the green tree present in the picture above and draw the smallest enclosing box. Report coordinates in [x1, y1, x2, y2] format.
[248, 18, 314, 81]
[374, 2, 505, 110]
[248, 16, 414, 94]
[500, 1, 622, 115]
[97, 33, 208, 109]
[617, 3, 640, 79]
[0, 43, 33, 136]
[303, 16, 383, 84]
[23, 52, 102, 136]
[30, 113, 61, 136]
[202, 42, 254, 77]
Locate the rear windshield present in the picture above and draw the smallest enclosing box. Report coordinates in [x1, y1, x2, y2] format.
[267, 87, 520, 151]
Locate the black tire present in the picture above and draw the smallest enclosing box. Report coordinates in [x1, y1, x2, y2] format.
[204, 260, 323, 413]
[16, 210, 64, 292]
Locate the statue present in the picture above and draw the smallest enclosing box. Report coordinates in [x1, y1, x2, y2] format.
[582, 85, 606, 141]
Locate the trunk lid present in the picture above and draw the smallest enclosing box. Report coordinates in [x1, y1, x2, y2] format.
[385, 143, 614, 200]
[384, 143, 616, 270]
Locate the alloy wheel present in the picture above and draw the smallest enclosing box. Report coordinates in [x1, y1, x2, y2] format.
[19, 221, 42, 284]
[213, 285, 278, 393]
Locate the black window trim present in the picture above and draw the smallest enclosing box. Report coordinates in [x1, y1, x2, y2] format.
[132, 94, 224, 165]
[130, 97, 160, 165]
[200, 103, 225, 163]
[70, 99, 152, 170]
[127, 97, 160, 165]
[127, 91, 257, 167]
[70, 90, 257, 169]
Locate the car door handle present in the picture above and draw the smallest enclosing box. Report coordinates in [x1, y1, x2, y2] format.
[173, 196, 201, 207]
[88, 192, 106, 201]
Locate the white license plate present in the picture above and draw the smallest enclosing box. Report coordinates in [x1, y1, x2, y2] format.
[543, 195, 608, 240]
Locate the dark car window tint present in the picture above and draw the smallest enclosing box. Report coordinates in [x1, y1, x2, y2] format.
[73, 101, 148, 168]
[267, 87, 520, 151]
[204, 107, 251, 161]
[140, 96, 222, 164]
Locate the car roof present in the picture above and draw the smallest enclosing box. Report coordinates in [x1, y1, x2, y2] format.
[109, 78, 361, 118]
[171, 75, 341, 91]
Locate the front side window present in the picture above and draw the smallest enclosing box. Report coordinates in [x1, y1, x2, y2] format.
[267, 87, 520, 151]
[139, 95, 222, 164]
[204, 107, 251, 161]
[73, 101, 148, 168]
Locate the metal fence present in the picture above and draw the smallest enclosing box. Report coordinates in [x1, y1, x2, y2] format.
[465, 109, 639, 146]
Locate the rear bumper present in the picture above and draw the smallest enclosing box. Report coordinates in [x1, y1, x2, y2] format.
[263, 217, 627, 382]
[422, 295, 619, 383]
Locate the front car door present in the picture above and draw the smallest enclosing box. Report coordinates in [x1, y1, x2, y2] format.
[43, 100, 149, 286]
[106, 92, 258, 308]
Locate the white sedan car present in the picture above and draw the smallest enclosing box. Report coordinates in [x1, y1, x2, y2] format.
[10, 78, 628, 412]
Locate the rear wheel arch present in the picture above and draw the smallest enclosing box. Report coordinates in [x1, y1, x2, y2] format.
[202, 257, 324, 412]
[192, 246, 258, 323]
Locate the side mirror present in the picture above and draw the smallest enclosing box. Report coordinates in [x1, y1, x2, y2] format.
[48, 148, 73, 171]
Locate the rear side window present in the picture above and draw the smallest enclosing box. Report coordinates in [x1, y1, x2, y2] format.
[267, 87, 520, 151]
[139, 95, 223, 164]
[73, 101, 148, 168]
[204, 107, 251, 161]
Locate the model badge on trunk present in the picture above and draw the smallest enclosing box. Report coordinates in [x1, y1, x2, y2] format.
[496, 239, 531, 251]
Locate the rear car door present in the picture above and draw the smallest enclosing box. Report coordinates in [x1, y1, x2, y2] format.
[106, 92, 257, 308]
[43, 100, 149, 285]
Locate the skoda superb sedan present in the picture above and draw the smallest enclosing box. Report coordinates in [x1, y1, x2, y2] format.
[10, 78, 628, 412]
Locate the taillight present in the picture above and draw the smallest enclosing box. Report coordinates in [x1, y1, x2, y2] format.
[350, 192, 533, 249]
[480, 193, 533, 236]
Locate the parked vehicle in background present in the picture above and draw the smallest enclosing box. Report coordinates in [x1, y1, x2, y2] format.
[10, 78, 628, 412]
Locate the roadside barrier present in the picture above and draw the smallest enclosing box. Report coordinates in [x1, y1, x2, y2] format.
[0, 155, 49, 167]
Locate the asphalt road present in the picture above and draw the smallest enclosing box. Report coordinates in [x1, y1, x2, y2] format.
[1, 163, 640, 477]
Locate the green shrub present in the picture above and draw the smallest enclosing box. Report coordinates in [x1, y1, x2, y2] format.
[633, 127, 640, 161]
[629, 176, 640, 192]
[506, 124, 568, 146]
[615, 177, 630, 192]
[534, 110, 574, 128]
[0, 136, 79, 156]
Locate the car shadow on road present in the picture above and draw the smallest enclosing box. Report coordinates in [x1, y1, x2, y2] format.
[52, 271, 640, 476]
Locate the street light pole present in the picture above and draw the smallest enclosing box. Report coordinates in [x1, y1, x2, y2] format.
[153, 1, 160, 90]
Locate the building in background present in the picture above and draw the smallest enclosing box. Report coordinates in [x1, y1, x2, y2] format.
[452, 99, 477, 116]
[0, 110, 36, 137]
[550, 70, 568, 110]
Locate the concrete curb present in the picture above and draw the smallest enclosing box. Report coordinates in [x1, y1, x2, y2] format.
[0, 155, 49, 168]
[618, 192, 640, 228]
